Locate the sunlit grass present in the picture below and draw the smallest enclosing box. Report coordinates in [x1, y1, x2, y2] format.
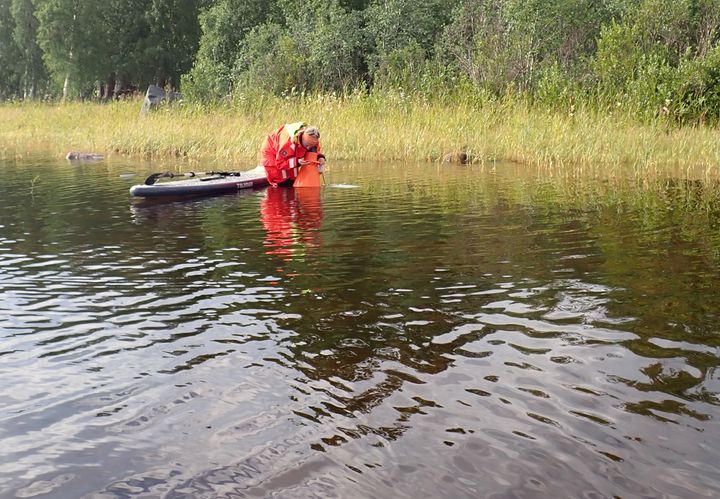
[1, 93, 719, 179]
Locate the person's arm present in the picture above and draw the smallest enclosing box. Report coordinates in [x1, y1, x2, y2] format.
[275, 141, 298, 172]
[298, 144, 325, 166]
[298, 143, 325, 173]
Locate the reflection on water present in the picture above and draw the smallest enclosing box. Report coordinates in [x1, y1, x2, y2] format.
[262, 186, 323, 261]
[1, 155, 719, 498]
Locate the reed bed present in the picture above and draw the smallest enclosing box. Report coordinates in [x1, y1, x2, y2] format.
[1, 95, 719, 178]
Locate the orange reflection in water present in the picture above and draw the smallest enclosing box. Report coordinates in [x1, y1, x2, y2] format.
[261, 186, 323, 262]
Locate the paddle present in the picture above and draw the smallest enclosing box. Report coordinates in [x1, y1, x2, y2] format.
[143, 171, 244, 185]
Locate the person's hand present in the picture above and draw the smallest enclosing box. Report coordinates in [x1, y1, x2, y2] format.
[298, 158, 308, 166]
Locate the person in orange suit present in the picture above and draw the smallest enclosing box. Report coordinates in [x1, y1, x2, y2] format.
[260, 122, 326, 186]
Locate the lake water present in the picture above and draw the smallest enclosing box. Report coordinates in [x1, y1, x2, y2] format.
[1, 154, 719, 498]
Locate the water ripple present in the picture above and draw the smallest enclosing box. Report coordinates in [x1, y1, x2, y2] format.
[1, 159, 720, 497]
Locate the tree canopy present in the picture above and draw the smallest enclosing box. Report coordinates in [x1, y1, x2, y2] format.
[0, 0, 719, 123]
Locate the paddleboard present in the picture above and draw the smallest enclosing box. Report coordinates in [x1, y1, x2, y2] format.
[130, 167, 269, 198]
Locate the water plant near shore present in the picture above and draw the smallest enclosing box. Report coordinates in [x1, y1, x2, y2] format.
[1, 92, 719, 180]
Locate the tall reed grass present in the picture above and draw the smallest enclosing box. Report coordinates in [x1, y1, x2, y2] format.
[1, 93, 718, 178]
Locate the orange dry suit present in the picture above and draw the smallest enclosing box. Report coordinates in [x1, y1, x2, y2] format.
[260, 122, 324, 186]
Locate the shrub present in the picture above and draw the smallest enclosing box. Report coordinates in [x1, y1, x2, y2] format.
[675, 44, 720, 124]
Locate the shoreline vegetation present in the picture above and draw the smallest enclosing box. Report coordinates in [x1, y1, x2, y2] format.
[4, 93, 720, 216]
[1, 94, 719, 179]
[3, 0, 720, 182]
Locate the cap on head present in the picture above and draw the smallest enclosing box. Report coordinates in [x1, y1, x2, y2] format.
[302, 126, 320, 148]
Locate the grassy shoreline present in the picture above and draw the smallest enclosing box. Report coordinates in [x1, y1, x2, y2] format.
[1, 95, 719, 177]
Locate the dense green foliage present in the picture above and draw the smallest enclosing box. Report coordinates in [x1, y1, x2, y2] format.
[1, 0, 720, 124]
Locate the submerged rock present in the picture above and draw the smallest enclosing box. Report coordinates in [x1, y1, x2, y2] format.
[66, 152, 104, 161]
[441, 150, 472, 164]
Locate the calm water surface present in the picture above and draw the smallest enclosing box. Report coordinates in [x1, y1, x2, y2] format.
[1, 155, 719, 498]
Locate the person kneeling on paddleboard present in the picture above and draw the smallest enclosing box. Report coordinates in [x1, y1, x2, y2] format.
[260, 123, 326, 186]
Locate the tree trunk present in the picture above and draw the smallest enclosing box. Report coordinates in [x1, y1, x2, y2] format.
[113, 74, 124, 98]
[23, 70, 29, 100]
[105, 73, 116, 100]
[62, 73, 70, 101]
